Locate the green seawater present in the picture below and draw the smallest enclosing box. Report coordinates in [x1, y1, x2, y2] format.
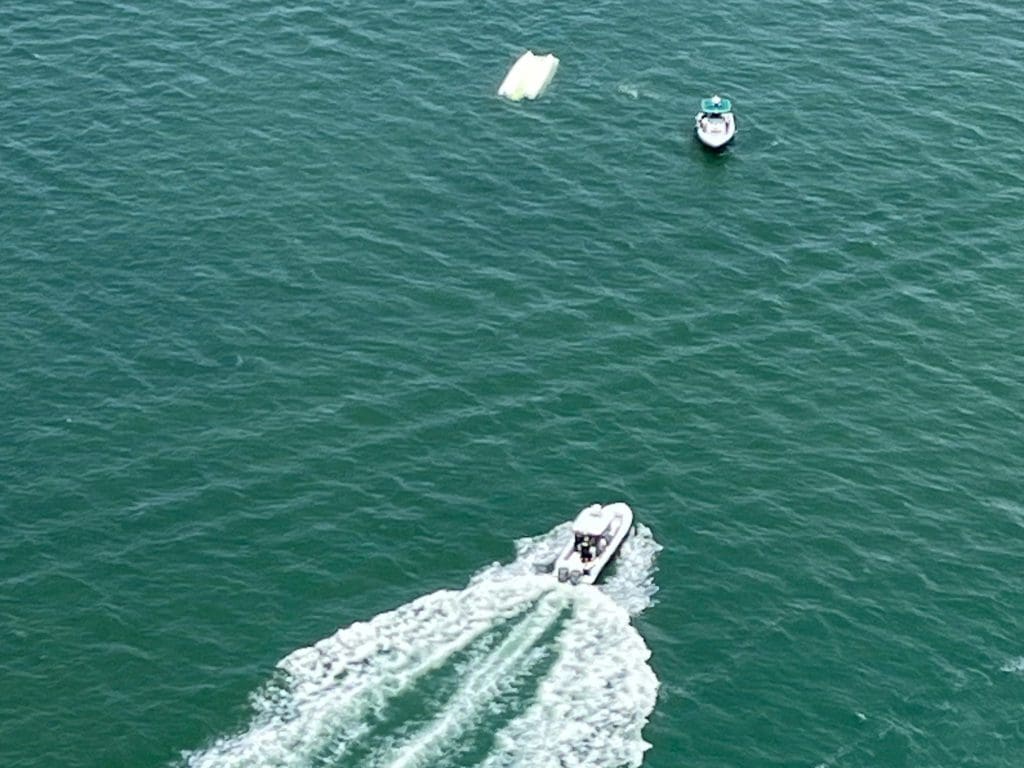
[2, 1, 1023, 766]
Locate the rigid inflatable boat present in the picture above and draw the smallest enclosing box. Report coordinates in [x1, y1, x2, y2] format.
[553, 502, 634, 585]
[695, 95, 736, 149]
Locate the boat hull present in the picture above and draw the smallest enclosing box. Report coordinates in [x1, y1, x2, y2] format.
[553, 502, 634, 585]
[695, 113, 736, 149]
[498, 50, 560, 101]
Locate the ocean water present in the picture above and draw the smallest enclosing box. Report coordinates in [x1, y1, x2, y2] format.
[2, 1, 1023, 767]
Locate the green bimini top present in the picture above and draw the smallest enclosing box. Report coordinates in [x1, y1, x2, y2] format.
[700, 96, 732, 114]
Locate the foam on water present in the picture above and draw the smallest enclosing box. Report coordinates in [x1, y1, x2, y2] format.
[182, 523, 661, 768]
[999, 657, 1024, 674]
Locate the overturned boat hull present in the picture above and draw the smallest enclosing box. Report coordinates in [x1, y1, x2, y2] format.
[498, 50, 560, 101]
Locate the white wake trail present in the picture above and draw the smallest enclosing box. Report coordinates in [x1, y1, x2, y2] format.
[181, 521, 661, 768]
[376, 588, 569, 768]
[480, 585, 659, 768]
[185, 575, 552, 768]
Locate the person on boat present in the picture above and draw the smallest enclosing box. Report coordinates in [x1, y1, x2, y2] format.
[580, 535, 592, 562]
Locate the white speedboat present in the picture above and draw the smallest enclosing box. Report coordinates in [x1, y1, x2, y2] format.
[553, 502, 634, 585]
[695, 95, 736, 149]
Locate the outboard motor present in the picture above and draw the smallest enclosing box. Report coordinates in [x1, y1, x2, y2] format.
[569, 570, 581, 585]
[557, 567, 569, 583]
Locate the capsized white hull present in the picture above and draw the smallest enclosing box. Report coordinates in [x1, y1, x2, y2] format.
[553, 502, 634, 585]
[695, 113, 736, 148]
[498, 50, 560, 101]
